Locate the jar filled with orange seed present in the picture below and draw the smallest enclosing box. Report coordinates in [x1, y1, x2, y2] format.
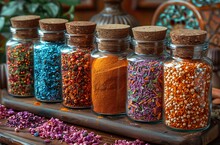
[164, 29, 213, 131]
[61, 21, 96, 108]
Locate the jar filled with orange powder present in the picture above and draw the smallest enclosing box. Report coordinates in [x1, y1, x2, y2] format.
[91, 24, 130, 115]
[164, 29, 213, 131]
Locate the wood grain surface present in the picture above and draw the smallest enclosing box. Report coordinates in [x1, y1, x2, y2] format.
[0, 90, 219, 145]
[0, 118, 134, 145]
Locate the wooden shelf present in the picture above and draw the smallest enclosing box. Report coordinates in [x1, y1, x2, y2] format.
[0, 90, 219, 145]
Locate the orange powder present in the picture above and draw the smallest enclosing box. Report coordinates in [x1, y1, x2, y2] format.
[91, 55, 127, 115]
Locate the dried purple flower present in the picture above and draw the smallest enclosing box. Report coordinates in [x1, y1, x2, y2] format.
[63, 129, 102, 144]
[0, 104, 15, 119]
[7, 111, 46, 129]
[2, 105, 150, 145]
[30, 118, 71, 140]
[114, 139, 149, 145]
[44, 139, 51, 143]
[30, 118, 101, 144]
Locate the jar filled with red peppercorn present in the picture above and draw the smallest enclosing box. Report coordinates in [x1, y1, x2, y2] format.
[127, 26, 168, 122]
[61, 21, 96, 108]
[6, 15, 40, 97]
[164, 29, 213, 131]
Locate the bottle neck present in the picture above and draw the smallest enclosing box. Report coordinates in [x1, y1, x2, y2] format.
[133, 39, 165, 55]
[39, 30, 65, 42]
[103, 0, 124, 15]
[96, 36, 130, 52]
[11, 27, 38, 40]
[66, 33, 94, 48]
[169, 43, 208, 59]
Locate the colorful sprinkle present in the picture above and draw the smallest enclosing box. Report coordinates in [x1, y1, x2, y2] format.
[127, 58, 164, 122]
[6, 42, 34, 96]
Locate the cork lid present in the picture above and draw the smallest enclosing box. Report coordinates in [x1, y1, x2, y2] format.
[208, 48, 220, 65]
[170, 29, 207, 45]
[66, 21, 96, 34]
[96, 24, 130, 39]
[104, 0, 122, 2]
[10, 15, 40, 28]
[132, 26, 167, 41]
[39, 18, 68, 31]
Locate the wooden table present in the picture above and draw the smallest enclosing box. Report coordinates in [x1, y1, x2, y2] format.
[0, 89, 220, 145]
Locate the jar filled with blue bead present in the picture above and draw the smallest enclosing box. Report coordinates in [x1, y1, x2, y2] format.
[34, 18, 68, 102]
[127, 26, 168, 122]
[6, 15, 40, 97]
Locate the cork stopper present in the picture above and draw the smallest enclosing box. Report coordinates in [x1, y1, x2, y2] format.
[65, 21, 96, 47]
[97, 24, 130, 39]
[66, 21, 96, 34]
[132, 26, 167, 54]
[170, 29, 207, 58]
[170, 29, 207, 45]
[10, 15, 40, 39]
[96, 24, 130, 51]
[133, 26, 167, 41]
[39, 18, 68, 42]
[39, 18, 68, 31]
[104, 0, 122, 2]
[10, 15, 40, 28]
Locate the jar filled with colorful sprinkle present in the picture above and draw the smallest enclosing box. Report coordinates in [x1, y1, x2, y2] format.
[164, 29, 212, 131]
[61, 21, 96, 108]
[6, 15, 40, 97]
[34, 18, 68, 102]
[127, 26, 168, 122]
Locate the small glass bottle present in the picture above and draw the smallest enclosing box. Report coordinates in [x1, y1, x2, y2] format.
[164, 29, 212, 131]
[61, 21, 96, 108]
[6, 15, 40, 97]
[34, 18, 68, 102]
[91, 24, 130, 115]
[127, 26, 168, 122]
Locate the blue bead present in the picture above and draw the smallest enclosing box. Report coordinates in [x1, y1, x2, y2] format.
[34, 132, 39, 137]
[34, 42, 64, 102]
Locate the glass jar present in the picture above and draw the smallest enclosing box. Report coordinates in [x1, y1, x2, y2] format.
[6, 15, 40, 97]
[61, 21, 96, 108]
[34, 18, 68, 102]
[127, 26, 168, 122]
[207, 48, 220, 88]
[164, 29, 212, 131]
[91, 24, 130, 115]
